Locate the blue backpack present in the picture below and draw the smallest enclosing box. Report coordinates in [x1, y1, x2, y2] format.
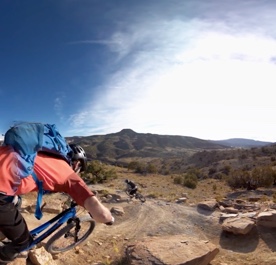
[3, 122, 72, 219]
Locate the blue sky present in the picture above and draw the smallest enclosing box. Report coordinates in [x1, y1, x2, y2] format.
[1, 0, 276, 142]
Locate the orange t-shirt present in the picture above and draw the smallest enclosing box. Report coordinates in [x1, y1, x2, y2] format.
[0, 146, 94, 207]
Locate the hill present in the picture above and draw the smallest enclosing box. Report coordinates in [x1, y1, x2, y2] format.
[66, 129, 274, 172]
[211, 138, 273, 148]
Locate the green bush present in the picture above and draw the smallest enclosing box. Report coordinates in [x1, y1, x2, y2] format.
[183, 173, 198, 189]
[83, 161, 117, 183]
[226, 169, 250, 189]
[226, 166, 276, 189]
[251, 166, 274, 188]
[128, 161, 139, 171]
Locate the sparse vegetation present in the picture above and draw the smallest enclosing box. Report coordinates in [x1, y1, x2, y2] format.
[82, 160, 117, 184]
[183, 173, 198, 189]
[67, 133, 276, 204]
[226, 165, 276, 190]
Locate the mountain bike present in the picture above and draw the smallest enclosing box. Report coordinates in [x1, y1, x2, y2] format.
[1, 195, 96, 255]
[125, 190, 146, 203]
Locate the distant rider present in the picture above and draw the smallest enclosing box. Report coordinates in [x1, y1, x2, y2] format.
[125, 179, 138, 196]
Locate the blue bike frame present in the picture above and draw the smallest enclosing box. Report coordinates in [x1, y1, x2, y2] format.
[25, 204, 77, 251]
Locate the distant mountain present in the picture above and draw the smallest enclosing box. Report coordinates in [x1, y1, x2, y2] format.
[1, 130, 273, 162]
[66, 129, 230, 162]
[210, 138, 273, 148]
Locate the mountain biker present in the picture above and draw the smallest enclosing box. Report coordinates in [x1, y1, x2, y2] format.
[0, 143, 114, 264]
[125, 179, 138, 197]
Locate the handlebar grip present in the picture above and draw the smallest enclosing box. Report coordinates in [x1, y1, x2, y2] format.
[105, 216, 115, 226]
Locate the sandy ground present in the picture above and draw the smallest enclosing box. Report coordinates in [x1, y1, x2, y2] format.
[18, 187, 276, 265]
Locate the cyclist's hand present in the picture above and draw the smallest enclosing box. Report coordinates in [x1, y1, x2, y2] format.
[105, 216, 115, 226]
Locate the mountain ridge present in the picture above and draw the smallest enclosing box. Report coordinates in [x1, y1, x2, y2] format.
[66, 129, 273, 163]
[211, 138, 273, 147]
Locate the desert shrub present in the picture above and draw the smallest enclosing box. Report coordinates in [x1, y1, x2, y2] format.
[226, 166, 276, 189]
[187, 167, 201, 177]
[214, 173, 223, 179]
[105, 168, 118, 180]
[83, 161, 117, 183]
[221, 165, 231, 175]
[173, 175, 183, 185]
[147, 163, 157, 174]
[128, 161, 140, 170]
[183, 173, 197, 189]
[226, 169, 251, 189]
[251, 166, 274, 188]
[208, 167, 217, 176]
[134, 162, 147, 174]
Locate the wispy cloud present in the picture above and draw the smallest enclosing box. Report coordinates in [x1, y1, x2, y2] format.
[54, 94, 66, 122]
[66, 1, 276, 141]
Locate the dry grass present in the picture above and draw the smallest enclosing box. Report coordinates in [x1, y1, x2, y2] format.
[104, 167, 233, 204]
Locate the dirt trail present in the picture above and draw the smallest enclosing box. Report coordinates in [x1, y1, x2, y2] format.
[20, 187, 276, 265]
[96, 199, 220, 240]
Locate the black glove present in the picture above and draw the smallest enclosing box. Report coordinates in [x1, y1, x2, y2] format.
[105, 216, 115, 226]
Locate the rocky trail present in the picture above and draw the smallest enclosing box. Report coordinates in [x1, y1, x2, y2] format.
[6, 185, 276, 265]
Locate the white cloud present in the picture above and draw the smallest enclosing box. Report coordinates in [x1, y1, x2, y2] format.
[66, 2, 276, 141]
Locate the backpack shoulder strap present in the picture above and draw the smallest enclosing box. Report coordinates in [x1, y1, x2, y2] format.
[31, 172, 44, 220]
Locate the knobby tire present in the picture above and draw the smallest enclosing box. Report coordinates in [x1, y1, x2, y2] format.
[45, 216, 95, 254]
[135, 193, 146, 203]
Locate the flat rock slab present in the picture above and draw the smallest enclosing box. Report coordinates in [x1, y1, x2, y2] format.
[126, 234, 219, 265]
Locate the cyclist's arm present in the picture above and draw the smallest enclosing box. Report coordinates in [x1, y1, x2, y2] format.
[84, 195, 114, 224]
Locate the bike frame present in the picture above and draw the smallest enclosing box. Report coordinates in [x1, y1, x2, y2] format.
[25, 203, 77, 251]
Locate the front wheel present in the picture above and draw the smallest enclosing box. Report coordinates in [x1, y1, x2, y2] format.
[135, 193, 146, 203]
[45, 216, 95, 254]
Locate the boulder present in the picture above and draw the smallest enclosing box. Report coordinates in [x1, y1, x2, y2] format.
[111, 206, 125, 216]
[222, 217, 255, 235]
[257, 210, 276, 227]
[126, 234, 219, 265]
[197, 199, 218, 211]
[29, 246, 57, 265]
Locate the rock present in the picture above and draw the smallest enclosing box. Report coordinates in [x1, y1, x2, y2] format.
[224, 207, 239, 214]
[248, 196, 261, 202]
[222, 217, 255, 235]
[29, 247, 57, 265]
[176, 197, 187, 203]
[219, 199, 233, 208]
[126, 234, 219, 265]
[182, 193, 188, 198]
[110, 206, 125, 216]
[197, 199, 218, 211]
[239, 212, 258, 218]
[257, 210, 276, 227]
[219, 213, 238, 222]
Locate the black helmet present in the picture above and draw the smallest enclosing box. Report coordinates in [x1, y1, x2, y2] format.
[69, 144, 87, 172]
